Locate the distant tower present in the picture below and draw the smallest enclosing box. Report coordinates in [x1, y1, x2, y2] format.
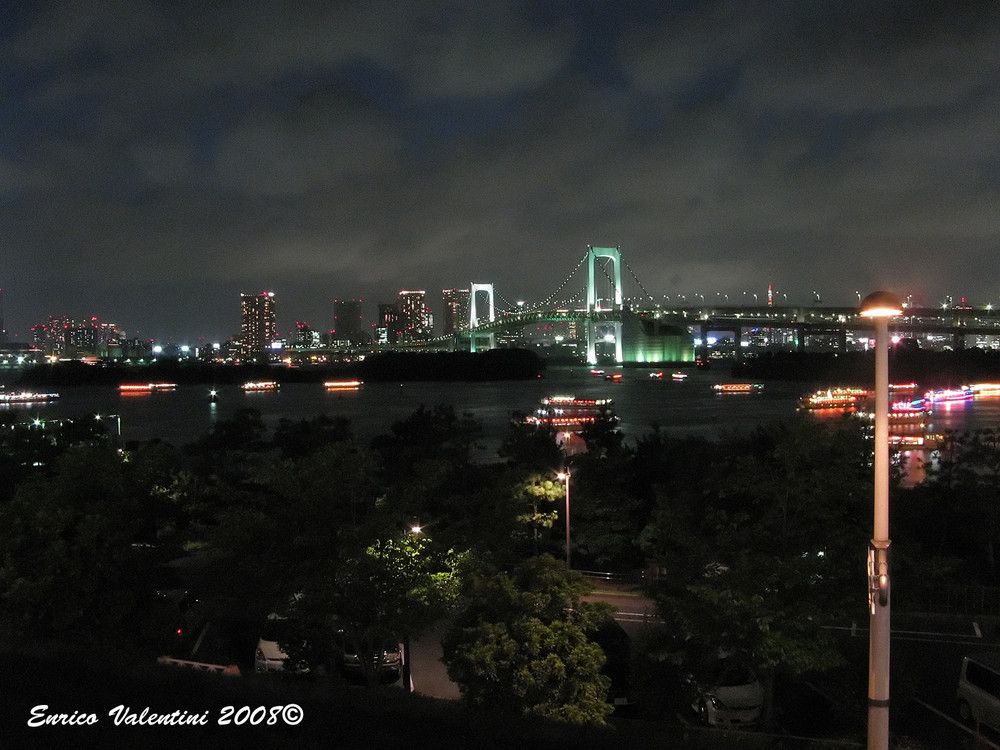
[767, 283, 773, 307]
[441, 288, 471, 335]
[240, 291, 277, 358]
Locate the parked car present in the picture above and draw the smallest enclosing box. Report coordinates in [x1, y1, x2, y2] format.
[254, 614, 310, 674]
[957, 652, 1000, 731]
[335, 630, 402, 682]
[690, 661, 764, 727]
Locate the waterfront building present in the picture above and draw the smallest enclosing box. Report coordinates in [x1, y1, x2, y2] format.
[29, 315, 124, 358]
[333, 298, 366, 344]
[398, 290, 433, 342]
[240, 291, 277, 359]
[376, 303, 401, 345]
[441, 288, 471, 335]
[293, 322, 321, 348]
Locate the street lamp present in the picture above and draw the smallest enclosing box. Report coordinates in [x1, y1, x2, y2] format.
[557, 471, 571, 570]
[859, 290, 902, 750]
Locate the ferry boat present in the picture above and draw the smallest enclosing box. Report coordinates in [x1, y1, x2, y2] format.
[798, 388, 865, 410]
[924, 387, 974, 404]
[524, 395, 617, 432]
[119, 382, 177, 393]
[241, 381, 280, 392]
[712, 383, 763, 394]
[323, 380, 362, 390]
[671, 372, 688, 381]
[0, 390, 60, 403]
[856, 398, 930, 425]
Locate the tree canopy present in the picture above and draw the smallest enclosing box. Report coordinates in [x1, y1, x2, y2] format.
[443, 555, 615, 726]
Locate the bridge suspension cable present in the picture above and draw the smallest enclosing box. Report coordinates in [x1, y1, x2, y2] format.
[537, 253, 589, 309]
[619, 249, 656, 306]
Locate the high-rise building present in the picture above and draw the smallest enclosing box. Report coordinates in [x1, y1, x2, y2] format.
[441, 288, 471, 336]
[376, 303, 400, 345]
[293, 322, 321, 348]
[333, 298, 365, 344]
[240, 291, 277, 357]
[398, 290, 432, 342]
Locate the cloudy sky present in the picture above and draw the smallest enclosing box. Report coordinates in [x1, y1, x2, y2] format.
[2, 1, 997, 343]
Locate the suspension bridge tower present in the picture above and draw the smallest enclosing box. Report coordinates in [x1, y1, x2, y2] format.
[586, 246, 624, 364]
[468, 282, 496, 352]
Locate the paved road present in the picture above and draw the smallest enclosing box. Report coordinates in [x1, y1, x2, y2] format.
[408, 619, 461, 700]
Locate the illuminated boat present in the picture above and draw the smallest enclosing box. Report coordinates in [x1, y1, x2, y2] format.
[924, 387, 974, 404]
[671, 372, 687, 381]
[857, 398, 930, 425]
[323, 380, 362, 390]
[605, 373, 623, 382]
[0, 390, 60, 403]
[969, 383, 1000, 396]
[648, 371, 664, 380]
[119, 383, 177, 393]
[712, 383, 763, 394]
[241, 381, 280, 391]
[524, 396, 617, 432]
[889, 382, 919, 394]
[888, 432, 943, 450]
[798, 389, 861, 410]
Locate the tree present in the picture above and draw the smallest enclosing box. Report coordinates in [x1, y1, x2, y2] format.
[640, 416, 872, 726]
[902, 428, 1000, 583]
[0, 442, 156, 644]
[272, 413, 353, 459]
[201, 437, 466, 684]
[443, 555, 615, 726]
[291, 532, 465, 685]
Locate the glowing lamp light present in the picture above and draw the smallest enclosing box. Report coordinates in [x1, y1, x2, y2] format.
[859, 291, 903, 318]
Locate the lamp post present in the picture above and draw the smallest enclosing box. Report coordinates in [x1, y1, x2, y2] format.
[557, 471, 571, 570]
[859, 290, 902, 750]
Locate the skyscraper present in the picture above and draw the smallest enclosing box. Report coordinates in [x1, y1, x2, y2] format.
[240, 291, 277, 358]
[398, 290, 432, 342]
[333, 298, 365, 344]
[376, 303, 400, 344]
[441, 288, 471, 336]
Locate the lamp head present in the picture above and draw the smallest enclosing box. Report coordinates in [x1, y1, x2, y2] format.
[859, 291, 903, 318]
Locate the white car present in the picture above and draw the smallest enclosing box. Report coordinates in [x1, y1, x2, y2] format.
[254, 614, 309, 674]
[691, 662, 764, 727]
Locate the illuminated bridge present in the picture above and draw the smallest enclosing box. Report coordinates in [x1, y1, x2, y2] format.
[418, 246, 1000, 364]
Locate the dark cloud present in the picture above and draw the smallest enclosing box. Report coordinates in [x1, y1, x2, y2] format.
[1, 0, 998, 342]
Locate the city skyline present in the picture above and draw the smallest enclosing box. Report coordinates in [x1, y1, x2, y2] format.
[2, 2, 998, 342]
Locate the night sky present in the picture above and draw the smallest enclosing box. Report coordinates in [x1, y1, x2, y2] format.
[2, 1, 998, 344]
